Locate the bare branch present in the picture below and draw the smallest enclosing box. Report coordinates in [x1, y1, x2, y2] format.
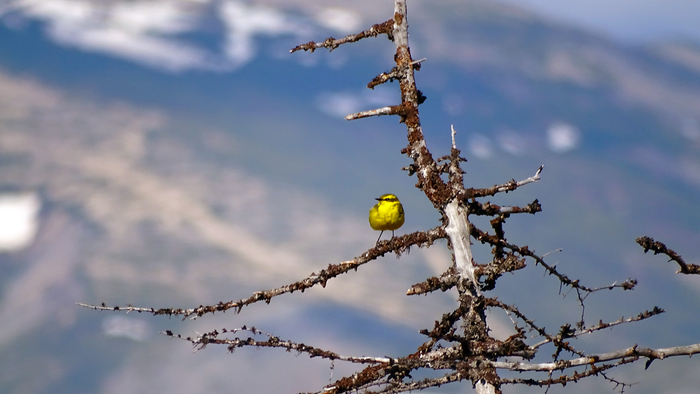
[491, 343, 700, 372]
[77, 303, 159, 314]
[450, 124, 457, 149]
[468, 199, 542, 217]
[470, 225, 595, 292]
[587, 279, 638, 293]
[500, 358, 629, 387]
[390, 2, 450, 209]
[445, 199, 480, 294]
[79, 227, 447, 320]
[406, 266, 459, 295]
[530, 307, 664, 350]
[164, 327, 392, 364]
[368, 371, 464, 393]
[489, 300, 555, 347]
[345, 106, 400, 120]
[469, 165, 544, 199]
[367, 59, 426, 89]
[636, 236, 700, 274]
[290, 19, 394, 53]
[477, 253, 527, 291]
[367, 68, 403, 89]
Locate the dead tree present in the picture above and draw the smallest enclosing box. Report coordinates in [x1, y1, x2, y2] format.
[81, 1, 700, 393]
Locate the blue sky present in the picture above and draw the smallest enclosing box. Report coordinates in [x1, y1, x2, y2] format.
[501, 0, 700, 44]
[497, 0, 700, 44]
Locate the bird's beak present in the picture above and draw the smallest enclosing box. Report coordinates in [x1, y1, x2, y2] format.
[375, 198, 381, 201]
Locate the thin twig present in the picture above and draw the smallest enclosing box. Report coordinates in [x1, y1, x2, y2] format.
[345, 106, 399, 120]
[290, 19, 394, 53]
[165, 327, 392, 364]
[469, 165, 544, 198]
[636, 236, 700, 274]
[530, 307, 664, 350]
[79, 227, 447, 320]
[491, 343, 700, 372]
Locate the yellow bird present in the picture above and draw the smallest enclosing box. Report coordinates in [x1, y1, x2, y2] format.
[369, 193, 405, 245]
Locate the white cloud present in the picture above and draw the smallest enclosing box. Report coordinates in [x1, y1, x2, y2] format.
[316, 92, 362, 117]
[219, 0, 308, 68]
[12, 0, 213, 72]
[680, 156, 700, 187]
[497, 129, 526, 155]
[110, 1, 198, 35]
[14, 0, 93, 25]
[469, 133, 493, 159]
[680, 117, 700, 141]
[442, 93, 466, 116]
[7, 0, 313, 72]
[315, 87, 394, 118]
[0, 192, 40, 251]
[51, 25, 213, 72]
[315, 7, 362, 34]
[102, 316, 151, 341]
[547, 121, 580, 153]
[626, 146, 700, 189]
[0, 210, 85, 347]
